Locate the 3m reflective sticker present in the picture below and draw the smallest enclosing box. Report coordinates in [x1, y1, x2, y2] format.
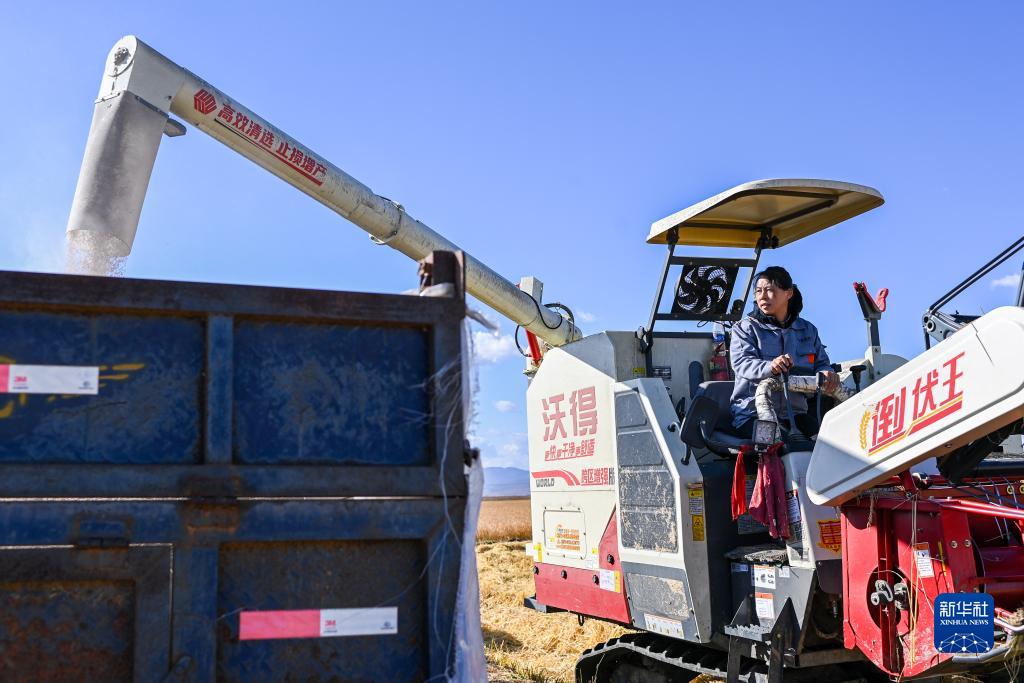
[319, 608, 397, 637]
[731, 563, 749, 573]
[239, 609, 319, 640]
[240, 610, 317, 638]
[644, 613, 684, 638]
[914, 542, 936, 578]
[753, 565, 776, 589]
[755, 593, 775, 620]
[778, 566, 791, 579]
[239, 607, 398, 640]
[0, 365, 98, 395]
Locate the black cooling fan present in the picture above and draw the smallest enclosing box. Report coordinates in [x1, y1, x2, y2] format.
[671, 264, 737, 318]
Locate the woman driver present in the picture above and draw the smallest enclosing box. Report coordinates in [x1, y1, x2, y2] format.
[728, 266, 840, 438]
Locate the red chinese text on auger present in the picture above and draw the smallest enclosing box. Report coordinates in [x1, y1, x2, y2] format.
[193, 89, 328, 186]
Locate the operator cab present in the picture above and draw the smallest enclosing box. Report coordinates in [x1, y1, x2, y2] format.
[640, 179, 884, 456]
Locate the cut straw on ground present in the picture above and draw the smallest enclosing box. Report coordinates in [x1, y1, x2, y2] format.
[477, 498, 631, 682]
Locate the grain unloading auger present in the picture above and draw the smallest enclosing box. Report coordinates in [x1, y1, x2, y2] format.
[67, 36, 1024, 683]
[65, 36, 581, 350]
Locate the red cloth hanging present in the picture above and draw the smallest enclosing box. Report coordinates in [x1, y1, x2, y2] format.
[731, 446, 749, 519]
[731, 443, 790, 539]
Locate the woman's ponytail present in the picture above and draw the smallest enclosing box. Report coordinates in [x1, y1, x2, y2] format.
[789, 284, 804, 317]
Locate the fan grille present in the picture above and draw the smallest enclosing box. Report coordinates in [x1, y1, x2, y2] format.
[671, 264, 737, 318]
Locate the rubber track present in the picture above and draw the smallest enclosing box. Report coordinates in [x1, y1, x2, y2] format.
[576, 632, 735, 683]
[575, 632, 870, 683]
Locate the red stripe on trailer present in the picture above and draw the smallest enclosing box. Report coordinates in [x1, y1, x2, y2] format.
[534, 510, 630, 625]
[239, 609, 320, 640]
[0, 365, 8, 393]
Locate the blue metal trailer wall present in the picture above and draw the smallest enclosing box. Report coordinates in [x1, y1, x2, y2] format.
[0, 271, 466, 497]
[0, 498, 464, 681]
[0, 270, 468, 682]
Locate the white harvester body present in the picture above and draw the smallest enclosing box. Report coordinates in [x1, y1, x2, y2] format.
[809, 305, 1024, 505]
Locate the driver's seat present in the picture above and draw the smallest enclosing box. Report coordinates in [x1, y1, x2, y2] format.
[682, 381, 753, 455]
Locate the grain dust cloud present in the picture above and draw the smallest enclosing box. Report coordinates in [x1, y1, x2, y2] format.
[65, 230, 128, 276]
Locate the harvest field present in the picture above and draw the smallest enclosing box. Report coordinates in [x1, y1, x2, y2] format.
[477, 497, 630, 682]
[477, 498, 720, 682]
[477, 497, 533, 542]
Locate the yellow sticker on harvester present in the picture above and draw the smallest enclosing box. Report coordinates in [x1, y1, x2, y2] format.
[688, 487, 705, 515]
[691, 514, 706, 542]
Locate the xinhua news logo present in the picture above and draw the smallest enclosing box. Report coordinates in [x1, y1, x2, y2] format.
[933, 593, 994, 654]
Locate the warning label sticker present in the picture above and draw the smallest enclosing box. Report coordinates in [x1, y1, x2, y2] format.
[687, 487, 705, 515]
[753, 565, 776, 589]
[786, 490, 801, 524]
[691, 514, 705, 542]
[554, 525, 582, 553]
[651, 366, 672, 381]
[786, 489, 802, 537]
[599, 569, 621, 593]
[645, 613, 684, 638]
[817, 519, 843, 554]
[688, 485, 706, 542]
[754, 593, 775, 620]
[914, 542, 935, 578]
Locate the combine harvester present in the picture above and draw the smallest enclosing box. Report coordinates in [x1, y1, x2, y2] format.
[66, 36, 1024, 682]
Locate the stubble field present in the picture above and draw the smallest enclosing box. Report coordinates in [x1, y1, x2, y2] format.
[477, 497, 630, 682]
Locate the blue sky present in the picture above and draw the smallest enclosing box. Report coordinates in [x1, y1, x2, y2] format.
[2, 3, 1023, 469]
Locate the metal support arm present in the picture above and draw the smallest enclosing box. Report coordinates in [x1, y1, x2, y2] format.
[922, 235, 1024, 348]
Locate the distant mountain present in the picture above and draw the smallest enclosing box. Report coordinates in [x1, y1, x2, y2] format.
[483, 467, 530, 498]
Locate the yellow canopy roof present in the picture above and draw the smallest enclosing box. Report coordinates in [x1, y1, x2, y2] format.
[647, 179, 883, 248]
